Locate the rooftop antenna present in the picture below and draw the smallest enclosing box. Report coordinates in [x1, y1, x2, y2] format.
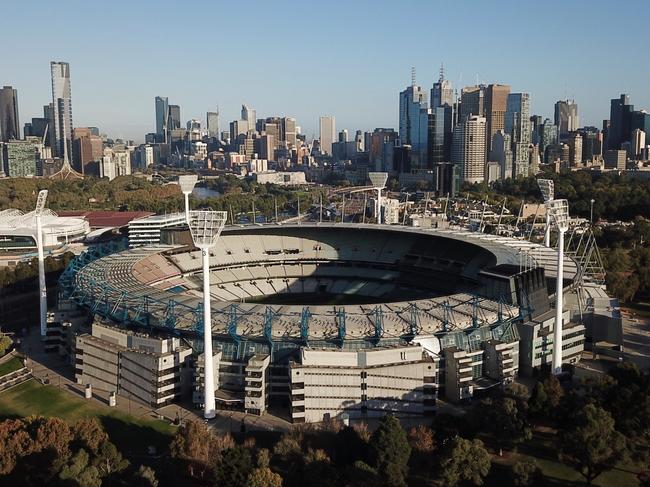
[439, 62, 445, 82]
[411, 66, 416, 87]
[35, 190, 48, 336]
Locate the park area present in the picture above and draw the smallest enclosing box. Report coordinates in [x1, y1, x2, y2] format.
[0, 379, 175, 455]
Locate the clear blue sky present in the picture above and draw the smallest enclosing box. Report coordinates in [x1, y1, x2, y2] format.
[5, 0, 649, 142]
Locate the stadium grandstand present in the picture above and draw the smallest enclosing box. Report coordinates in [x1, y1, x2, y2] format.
[61, 223, 596, 422]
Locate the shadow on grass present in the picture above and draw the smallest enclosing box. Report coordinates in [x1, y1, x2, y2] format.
[99, 415, 173, 456]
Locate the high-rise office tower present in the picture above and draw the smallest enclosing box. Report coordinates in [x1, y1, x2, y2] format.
[431, 65, 454, 109]
[608, 94, 634, 150]
[539, 118, 558, 162]
[530, 115, 543, 145]
[168, 105, 181, 131]
[429, 105, 453, 163]
[505, 93, 531, 177]
[452, 115, 486, 184]
[155, 96, 169, 140]
[207, 111, 219, 138]
[631, 110, 650, 137]
[567, 132, 583, 166]
[399, 75, 429, 168]
[484, 84, 510, 153]
[241, 105, 256, 131]
[0, 86, 20, 141]
[631, 129, 646, 159]
[554, 100, 579, 139]
[319, 116, 336, 156]
[72, 127, 103, 175]
[459, 85, 485, 121]
[50, 61, 73, 159]
[283, 117, 297, 148]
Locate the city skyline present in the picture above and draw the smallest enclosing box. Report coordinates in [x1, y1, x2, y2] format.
[4, 0, 650, 140]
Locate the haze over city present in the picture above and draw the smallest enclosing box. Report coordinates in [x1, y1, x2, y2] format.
[5, 0, 650, 141]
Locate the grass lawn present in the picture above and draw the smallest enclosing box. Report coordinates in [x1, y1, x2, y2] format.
[0, 356, 24, 377]
[0, 379, 176, 455]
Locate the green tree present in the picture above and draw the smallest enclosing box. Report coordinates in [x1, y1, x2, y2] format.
[133, 465, 159, 487]
[369, 415, 411, 487]
[58, 449, 102, 487]
[439, 437, 491, 487]
[511, 458, 543, 487]
[247, 466, 283, 487]
[92, 440, 129, 479]
[71, 417, 108, 455]
[560, 403, 627, 486]
[214, 446, 253, 487]
[528, 382, 548, 416]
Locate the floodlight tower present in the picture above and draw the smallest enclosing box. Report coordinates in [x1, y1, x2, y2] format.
[178, 175, 199, 224]
[537, 179, 554, 247]
[368, 172, 388, 225]
[188, 210, 228, 419]
[547, 198, 569, 375]
[34, 190, 48, 336]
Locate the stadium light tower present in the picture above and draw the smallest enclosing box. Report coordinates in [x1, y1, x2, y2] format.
[537, 179, 554, 247]
[368, 172, 388, 225]
[34, 190, 48, 336]
[188, 210, 228, 419]
[547, 198, 569, 375]
[178, 175, 199, 224]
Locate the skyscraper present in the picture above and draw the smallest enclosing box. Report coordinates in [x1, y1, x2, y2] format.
[241, 105, 256, 130]
[207, 111, 219, 138]
[319, 116, 336, 156]
[491, 130, 513, 180]
[608, 94, 634, 150]
[459, 85, 485, 121]
[430, 65, 454, 109]
[484, 84, 510, 153]
[0, 86, 20, 142]
[452, 115, 486, 184]
[505, 93, 531, 177]
[51, 61, 73, 160]
[155, 96, 169, 140]
[168, 105, 181, 132]
[399, 78, 428, 168]
[554, 100, 579, 138]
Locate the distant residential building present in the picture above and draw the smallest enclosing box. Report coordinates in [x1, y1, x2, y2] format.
[567, 133, 583, 166]
[4, 138, 41, 177]
[0, 86, 20, 141]
[554, 100, 579, 138]
[452, 115, 486, 184]
[101, 147, 132, 180]
[72, 127, 103, 175]
[490, 130, 513, 180]
[604, 149, 626, 170]
[50, 61, 74, 159]
[608, 94, 634, 150]
[319, 116, 336, 156]
[505, 93, 531, 177]
[206, 111, 219, 138]
[248, 158, 268, 173]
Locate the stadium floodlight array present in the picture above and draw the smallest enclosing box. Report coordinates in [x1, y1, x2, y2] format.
[178, 175, 199, 224]
[35, 190, 49, 336]
[546, 198, 569, 375]
[368, 172, 388, 225]
[537, 179, 555, 247]
[188, 210, 228, 419]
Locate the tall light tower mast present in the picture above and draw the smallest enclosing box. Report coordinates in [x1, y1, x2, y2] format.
[537, 179, 554, 247]
[188, 210, 228, 419]
[547, 198, 569, 375]
[178, 175, 198, 224]
[34, 190, 49, 336]
[368, 172, 388, 225]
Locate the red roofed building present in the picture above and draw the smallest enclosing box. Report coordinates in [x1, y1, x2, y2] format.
[57, 211, 155, 229]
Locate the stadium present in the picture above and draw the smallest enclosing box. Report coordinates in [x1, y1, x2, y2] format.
[61, 223, 584, 422]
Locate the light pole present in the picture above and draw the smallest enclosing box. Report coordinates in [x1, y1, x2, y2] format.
[188, 210, 228, 419]
[590, 199, 595, 225]
[34, 190, 48, 336]
[368, 172, 388, 225]
[537, 179, 554, 248]
[178, 175, 198, 225]
[547, 199, 570, 375]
